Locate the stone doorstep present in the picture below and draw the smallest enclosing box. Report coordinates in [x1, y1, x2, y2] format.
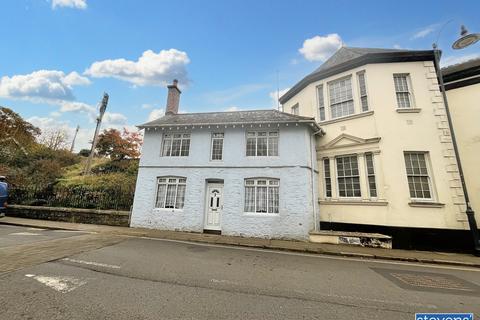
[309, 230, 393, 249]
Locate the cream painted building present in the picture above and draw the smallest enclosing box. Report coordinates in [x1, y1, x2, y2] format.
[443, 58, 480, 230]
[280, 47, 474, 248]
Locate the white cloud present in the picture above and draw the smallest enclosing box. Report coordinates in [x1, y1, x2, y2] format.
[85, 49, 190, 86]
[147, 108, 165, 121]
[299, 34, 343, 62]
[269, 88, 290, 108]
[103, 112, 128, 126]
[441, 53, 480, 67]
[224, 106, 241, 112]
[52, 0, 87, 10]
[412, 25, 436, 39]
[393, 44, 402, 49]
[63, 71, 91, 86]
[0, 70, 90, 103]
[59, 101, 95, 114]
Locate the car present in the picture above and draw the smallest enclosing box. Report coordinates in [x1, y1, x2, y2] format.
[0, 177, 8, 218]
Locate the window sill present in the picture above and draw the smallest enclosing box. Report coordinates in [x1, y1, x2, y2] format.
[243, 212, 279, 217]
[319, 110, 374, 125]
[319, 199, 388, 206]
[246, 156, 280, 159]
[408, 201, 445, 208]
[153, 208, 184, 213]
[396, 108, 421, 113]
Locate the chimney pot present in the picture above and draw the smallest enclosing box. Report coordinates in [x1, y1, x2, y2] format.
[165, 79, 181, 115]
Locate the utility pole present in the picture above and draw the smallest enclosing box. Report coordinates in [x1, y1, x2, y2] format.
[70, 125, 80, 153]
[83, 93, 109, 175]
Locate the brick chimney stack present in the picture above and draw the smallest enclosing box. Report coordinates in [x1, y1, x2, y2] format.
[165, 79, 181, 115]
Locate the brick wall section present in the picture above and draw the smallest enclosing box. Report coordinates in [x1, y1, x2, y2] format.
[424, 61, 467, 222]
[6, 205, 130, 227]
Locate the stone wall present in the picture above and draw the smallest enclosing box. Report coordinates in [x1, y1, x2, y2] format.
[6, 205, 130, 227]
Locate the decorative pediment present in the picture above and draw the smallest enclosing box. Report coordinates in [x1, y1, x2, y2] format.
[319, 134, 381, 150]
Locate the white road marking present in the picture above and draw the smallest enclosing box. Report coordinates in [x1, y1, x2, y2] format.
[53, 230, 83, 233]
[10, 232, 41, 236]
[210, 278, 240, 285]
[27, 228, 46, 231]
[139, 236, 480, 273]
[62, 258, 121, 269]
[25, 274, 86, 293]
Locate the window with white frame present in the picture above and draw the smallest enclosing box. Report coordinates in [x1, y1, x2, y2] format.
[246, 131, 278, 157]
[155, 177, 186, 209]
[357, 72, 369, 112]
[394, 74, 413, 108]
[323, 158, 332, 197]
[329, 77, 355, 119]
[365, 153, 377, 197]
[210, 133, 224, 161]
[317, 85, 325, 121]
[244, 178, 279, 213]
[404, 152, 433, 200]
[336, 155, 361, 197]
[161, 133, 190, 157]
[291, 104, 299, 115]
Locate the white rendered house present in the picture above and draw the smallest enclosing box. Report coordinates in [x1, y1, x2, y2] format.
[130, 80, 322, 240]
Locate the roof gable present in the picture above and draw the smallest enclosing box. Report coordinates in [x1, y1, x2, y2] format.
[280, 47, 435, 104]
[319, 133, 381, 150]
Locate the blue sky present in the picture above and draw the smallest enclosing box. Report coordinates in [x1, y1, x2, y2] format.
[1, 0, 479, 150]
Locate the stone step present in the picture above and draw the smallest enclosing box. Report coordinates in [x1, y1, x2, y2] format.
[309, 230, 392, 249]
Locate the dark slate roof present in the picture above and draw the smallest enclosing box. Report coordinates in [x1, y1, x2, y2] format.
[442, 57, 480, 81]
[441, 57, 480, 90]
[139, 109, 321, 131]
[279, 47, 435, 104]
[442, 57, 480, 75]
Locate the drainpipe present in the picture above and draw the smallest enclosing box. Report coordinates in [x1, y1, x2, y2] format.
[310, 127, 325, 232]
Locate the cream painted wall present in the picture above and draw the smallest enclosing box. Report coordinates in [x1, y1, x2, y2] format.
[447, 83, 480, 223]
[283, 61, 469, 230]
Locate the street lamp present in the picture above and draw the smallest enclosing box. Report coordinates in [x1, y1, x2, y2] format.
[432, 25, 480, 255]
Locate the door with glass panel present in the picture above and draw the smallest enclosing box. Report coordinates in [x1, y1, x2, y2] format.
[204, 183, 223, 231]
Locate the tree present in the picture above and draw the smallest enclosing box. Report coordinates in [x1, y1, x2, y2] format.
[40, 128, 70, 151]
[0, 107, 41, 146]
[96, 128, 142, 160]
[78, 149, 90, 157]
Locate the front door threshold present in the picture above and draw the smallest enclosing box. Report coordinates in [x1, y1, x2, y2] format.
[203, 229, 221, 235]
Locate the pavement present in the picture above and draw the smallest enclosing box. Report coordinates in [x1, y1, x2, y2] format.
[1, 216, 479, 268]
[0, 223, 479, 319]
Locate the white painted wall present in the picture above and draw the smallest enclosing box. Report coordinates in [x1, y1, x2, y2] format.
[131, 125, 317, 240]
[447, 82, 480, 223]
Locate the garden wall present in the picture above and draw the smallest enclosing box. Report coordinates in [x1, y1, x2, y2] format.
[6, 204, 130, 227]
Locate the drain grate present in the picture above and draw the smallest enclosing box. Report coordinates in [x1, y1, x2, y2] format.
[372, 268, 480, 296]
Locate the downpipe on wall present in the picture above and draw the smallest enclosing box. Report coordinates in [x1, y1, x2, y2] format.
[310, 128, 325, 232]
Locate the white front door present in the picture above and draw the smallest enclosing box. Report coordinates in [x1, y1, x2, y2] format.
[204, 184, 223, 231]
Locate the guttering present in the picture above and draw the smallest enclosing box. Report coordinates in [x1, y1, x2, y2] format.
[139, 120, 321, 132]
[280, 50, 435, 104]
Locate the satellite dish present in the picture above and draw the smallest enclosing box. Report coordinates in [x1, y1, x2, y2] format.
[452, 25, 480, 50]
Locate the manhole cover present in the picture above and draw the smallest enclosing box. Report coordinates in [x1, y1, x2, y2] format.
[372, 268, 480, 296]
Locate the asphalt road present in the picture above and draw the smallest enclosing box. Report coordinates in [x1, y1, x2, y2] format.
[0, 225, 479, 320]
